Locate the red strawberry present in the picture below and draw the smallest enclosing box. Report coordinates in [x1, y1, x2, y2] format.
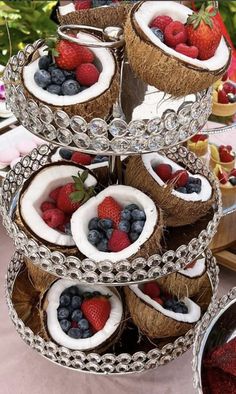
[223, 82, 236, 95]
[143, 282, 160, 298]
[81, 295, 111, 332]
[186, 4, 222, 60]
[76, 63, 100, 86]
[75, 0, 92, 10]
[79, 46, 94, 63]
[49, 187, 62, 202]
[230, 168, 236, 177]
[155, 163, 172, 182]
[40, 201, 56, 212]
[171, 169, 189, 187]
[190, 134, 208, 142]
[55, 39, 82, 71]
[175, 43, 199, 58]
[217, 168, 228, 184]
[218, 90, 229, 104]
[164, 21, 187, 48]
[108, 230, 131, 252]
[153, 297, 164, 306]
[42, 208, 65, 228]
[98, 197, 122, 227]
[71, 152, 92, 165]
[150, 15, 173, 31]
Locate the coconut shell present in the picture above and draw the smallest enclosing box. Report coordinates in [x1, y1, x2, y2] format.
[124, 2, 231, 97]
[125, 156, 214, 227]
[124, 287, 193, 339]
[58, 3, 132, 29]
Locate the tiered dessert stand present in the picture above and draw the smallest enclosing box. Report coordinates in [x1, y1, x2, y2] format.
[1, 0, 227, 378]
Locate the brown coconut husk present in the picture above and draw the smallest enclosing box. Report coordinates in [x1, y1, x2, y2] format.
[58, 3, 132, 29]
[124, 286, 193, 339]
[125, 156, 214, 227]
[124, 2, 231, 97]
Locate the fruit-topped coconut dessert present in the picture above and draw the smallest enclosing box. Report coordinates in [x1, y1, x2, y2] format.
[125, 153, 213, 227]
[44, 279, 123, 351]
[212, 72, 236, 117]
[213, 166, 236, 190]
[124, 1, 231, 96]
[210, 144, 235, 173]
[71, 185, 163, 262]
[125, 280, 201, 338]
[22, 31, 119, 121]
[16, 162, 97, 251]
[187, 134, 209, 158]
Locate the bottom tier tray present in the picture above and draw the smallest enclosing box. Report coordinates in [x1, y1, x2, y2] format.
[5, 250, 219, 375]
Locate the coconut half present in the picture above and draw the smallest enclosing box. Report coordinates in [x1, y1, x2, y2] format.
[179, 256, 206, 278]
[18, 162, 97, 247]
[71, 185, 163, 263]
[125, 154, 213, 227]
[22, 33, 119, 121]
[45, 279, 123, 351]
[124, 1, 231, 96]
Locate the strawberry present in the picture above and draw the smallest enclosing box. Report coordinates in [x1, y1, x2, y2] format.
[57, 170, 94, 214]
[223, 82, 236, 95]
[150, 15, 173, 31]
[76, 63, 100, 86]
[190, 134, 208, 142]
[108, 230, 131, 252]
[79, 46, 94, 64]
[230, 168, 236, 177]
[217, 168, 228, 184]
[75, 0, 92, 10]
[40, 201, 56, 212]
[71, 152, 92, 165]
[153, 297, 164, 306]
[171, 170, 189, 187]
[49, 186, 62, 202]
[143, 282, 160, 298]
[81, 295, 111, 332]
[42, 208, 65, 228]
[186, 4, 222, 60]
[55, 39, 82, 71]
[164, 21, 187, 48]
[218, 90, 229, 104]
[155, 163, 172, 182]
[175, 43, 199, 59]
[98, 197, 122, 227]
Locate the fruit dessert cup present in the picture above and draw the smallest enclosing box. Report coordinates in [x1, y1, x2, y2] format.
[22, 32, 119, 121]
[125, 280, 201, 338]
[124, 1, 231, 96]
[187, 134, 209, 157]
[16, 162, 97, 252]
[71, 185, 163, 263]
[125, 153, 213, 227]
[212, 75, 236, 117]
[213, 165, 236, 190]
[210, 144, 235, 173]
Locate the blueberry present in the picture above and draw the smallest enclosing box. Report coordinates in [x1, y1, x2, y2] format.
[118, 220, 130, 233]
[88, 217, 99, 231]
[151, 27, 164, 42]
[129, 232, 139, 242]
[164, 299, 174, 311]
[79, 318, 89, 330]
[131, 221, 145, 234]
[67, 286, 79, 296]
[39, 55, 52, 70]
[48, 65, 58, 73]
[61, 79, 80, 96]
[189, 177, 202, 187]
[59, 148, 72, 160]
[125, 204, 139, 211]
[71, 295, 82, 309]
[47, 84, 61, 95]
[57, 307, 70, 320]
[82, 329, 92, 338]
[87, 229, 102, 245]
[60, 294, 71, 307]
[176, 187, 187, 194]
[59, 319, 71, 332]
[229, 177, 236, 186]
[121, 209, 131, 221]
[71, 309, 83, 322]
[97, 238, 108, 252]
[98, 218, 113, 231]
[68, 328, 82, 339]
[131, 209, 146, 221]
[106, 228, 113, 239]
[92, 156, 108, 163]
[63, 70, 76, 80]
[64, 222, 72, 236]
[34, 70, 51, 88]
[186, 184, 199, 194]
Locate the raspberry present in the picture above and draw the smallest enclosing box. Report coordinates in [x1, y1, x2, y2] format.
[79, 46, 94, 63]
[75, 0, 92, 10]
[71, 152, 92, 165]
[190, 134, 208, 142]
[76, 63, 100, 86]
[164, 21, 187, 48]
[171, 170, 189, 187]
[143, 282, 161, 299]
[219, 149, 234, 163]
[150, 15, 173, 31]
[175, 43, 199, 58]
[154, 163, 172, 182]
[40, 201, 56, 212]
[42, 208, 65, 228]
[49, 186, 62, 202]
[108, 230, 131, 252]
[153, 297, 164, 306]
[222, 82, 236, 95]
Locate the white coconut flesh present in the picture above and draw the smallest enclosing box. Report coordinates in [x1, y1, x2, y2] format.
[179, 257, 206, 278]
[130, 284, 201, 323]
[20, 164, 97, 246]
[59, 3, 76, 16]
[71, 185, 158, 263]
[46, 279, 123, 351]
[23, 33, 115, 106]
[134, 1, 230, 71]
[142, 152, 212, 202]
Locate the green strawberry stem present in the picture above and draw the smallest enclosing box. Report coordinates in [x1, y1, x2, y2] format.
[70, 170, 95, 205]
[187, 3, 217, 30]
[43, 36, 59, 57]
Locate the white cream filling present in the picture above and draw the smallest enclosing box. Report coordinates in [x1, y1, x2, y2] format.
[142, 152, 212, 202]
[130, 284, 201, 323]
[46, 279, 123, 351]
[71, 185, 158, 263]
[135, 1, 230, 71]
[23, 33, 115, 106]
[20, 164, 97, 246]
[59, 3, 75, 16]
[179, 257, 206, 277]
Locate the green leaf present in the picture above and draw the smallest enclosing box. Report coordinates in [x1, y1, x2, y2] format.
[80, 170, 89, 183]
[70, 190, 85, 202]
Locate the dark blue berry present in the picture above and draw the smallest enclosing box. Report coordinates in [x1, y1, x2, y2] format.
[176, 187, 187, 194]
[67, 286, 79, 296]
[186, 184, 201, 194]
[34, 70, 51, 88]
[79, 318, 89, 330]
[82, 329, 92, 338]
[118, 220, 130, 233]
[92, 156, 108, 163]
[64, 222, 72, 236]
[164, 299, 174, 311]
[68, 328, 82, 339]
[61, 79, 80, 95]
[59, 148, 72, 160]
[106, 228, 113, 239]
[48, 65, 58, 74]
[51, 68, 66, 85]
[151, 27, 164, 42]
[88, 229, 102, 245]
[63, 70, 76, 80]
[60, 294, 71, 307]
[121, 209, 131, 221]
[129, 232, 139, 242]
[229, 177, 236, 186]
[71, 309, 83, 322]
[57, 307, 70, 320]
[125, 204, 139, 211]
[131, 209, 146, 221]
[88, 217, 99, 231]
[71, 295, 82, 309]
[59, 319, 71, 332]
[97, 238, 108, 252]
[39, 55, 52, 70]
[131, 221, 145, 234]
[98, 219, 113, 231]
[47, 84, 61, 95]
